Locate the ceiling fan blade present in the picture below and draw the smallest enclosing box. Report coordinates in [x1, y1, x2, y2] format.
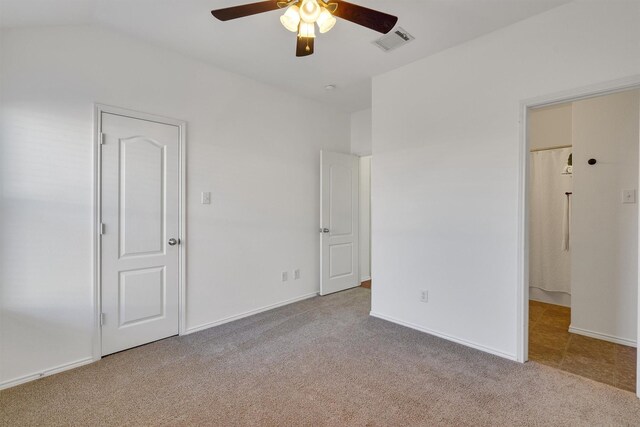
[296, 36, 315, 57]
[211, 1, 279, 21]
[332, 0, 398, 34]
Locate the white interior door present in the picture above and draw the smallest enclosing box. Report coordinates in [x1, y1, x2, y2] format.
[101, 111, 180, 356]
[320, 151, 359, 295]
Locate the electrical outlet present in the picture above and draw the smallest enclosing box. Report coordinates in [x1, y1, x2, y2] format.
[201, 192, 211, 205]
[420, 290, 428, 303]
[293, 269, 300, 280]
[282, 271, 288, 282]
[622, 189, 636, 204]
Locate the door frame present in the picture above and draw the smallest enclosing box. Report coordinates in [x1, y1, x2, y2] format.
[517, 75, 640, 395]
[92, 104, 187, 361]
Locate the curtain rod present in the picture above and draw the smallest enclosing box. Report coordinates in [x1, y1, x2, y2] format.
[530, 144, 572, 152]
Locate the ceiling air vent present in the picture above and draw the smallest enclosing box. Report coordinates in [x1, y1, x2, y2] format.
[373, 27, 414, 52]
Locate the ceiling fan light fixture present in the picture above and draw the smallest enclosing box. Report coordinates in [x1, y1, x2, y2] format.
[316, 8, 336, 33]
[298, 22, 316, 38]
[211, 0, 399, 57]
[299, 0, 321, 23]
[280, 5, 300, 32]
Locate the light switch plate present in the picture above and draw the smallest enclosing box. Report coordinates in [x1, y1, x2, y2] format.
[622, 189, 636, 204]
[201, 192, 211, 205]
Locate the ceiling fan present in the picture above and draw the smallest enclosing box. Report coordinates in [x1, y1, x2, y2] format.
[211, 0, 398, 57]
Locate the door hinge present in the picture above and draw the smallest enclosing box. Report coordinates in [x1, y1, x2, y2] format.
[100, 223, 105, 235]
[100, 313, 105, 326]
[100, 132, 106, 145]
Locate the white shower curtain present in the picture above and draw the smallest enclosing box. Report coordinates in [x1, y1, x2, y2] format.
[530, 148, 572, 294]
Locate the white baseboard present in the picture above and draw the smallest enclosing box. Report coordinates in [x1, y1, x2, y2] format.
[568, 325, 637, 347]
[529, 287, 571, 308]
[184, 292, 319, 335]
[529, 297, 571, 308]
[0, 357, 94, 391]
[360, 276, 371, 282]
[369, 311, 518, 361]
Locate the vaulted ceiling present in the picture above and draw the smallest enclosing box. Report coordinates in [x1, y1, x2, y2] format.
[0, 0, 571, 111]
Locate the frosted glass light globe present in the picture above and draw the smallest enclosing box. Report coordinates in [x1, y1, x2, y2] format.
[316, 9, 336, 33]
[299, 0, 321, 23]
[280, 5, 300, 32]
[298, 21, 316, 38]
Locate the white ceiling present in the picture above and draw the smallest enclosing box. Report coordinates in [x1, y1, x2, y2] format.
[0, 0, 570, 112]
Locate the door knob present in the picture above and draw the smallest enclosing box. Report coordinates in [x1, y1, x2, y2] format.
[168, 238, 179, 246]
[320, 228, 330, 233]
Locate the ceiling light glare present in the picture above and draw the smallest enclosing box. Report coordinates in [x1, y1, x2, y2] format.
[299, 0, 321, 23]
[298, 21, 316, 38]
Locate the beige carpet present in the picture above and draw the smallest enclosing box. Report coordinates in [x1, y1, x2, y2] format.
[1, 288, 639, 426]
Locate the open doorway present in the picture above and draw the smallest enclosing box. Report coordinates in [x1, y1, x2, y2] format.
[526, 89, 639, 393]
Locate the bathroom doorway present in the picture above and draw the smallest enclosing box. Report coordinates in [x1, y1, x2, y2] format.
[525, 88, 639, 392]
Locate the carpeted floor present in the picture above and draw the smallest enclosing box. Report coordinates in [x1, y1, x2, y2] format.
[2, 288, 640, 426]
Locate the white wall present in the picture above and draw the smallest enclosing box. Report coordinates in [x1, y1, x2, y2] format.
[359, 156, 371, 281]
[571, 90, 639, 345]
[371, 0, 640, 359]
[351, 108, 372, 156]
[528, 104, 572, 307]
[0, 25, 350, 388]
